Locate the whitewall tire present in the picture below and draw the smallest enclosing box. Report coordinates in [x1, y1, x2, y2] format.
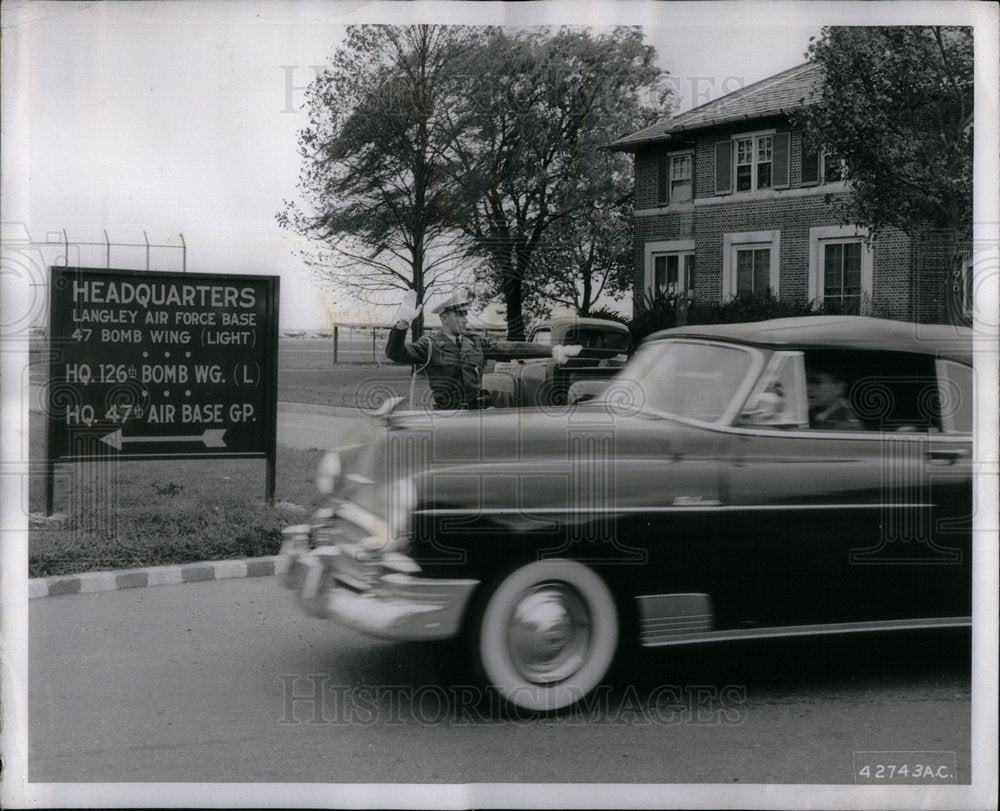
[476, 558, 618, 712]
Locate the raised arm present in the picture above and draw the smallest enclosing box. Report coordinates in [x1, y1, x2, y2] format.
[384, 291, 430, 364]
[385, 325, 431, 365]
[483, 338, 583, 364]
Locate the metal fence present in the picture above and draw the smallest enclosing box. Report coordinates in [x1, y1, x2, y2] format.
[280, 322, 508, 364]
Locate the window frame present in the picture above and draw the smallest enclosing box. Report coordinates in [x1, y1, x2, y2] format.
[656, 150, 694, 206]
[645, 239, 695, 300]
[529, 326, 552, 345]
[808, 226, 873, 310]
[732, 130, 775, 193]
[820, 240, 864, 314]
[822, 151, 845, 184]
[738, 350, 810, 429]
[936, 359, 973, 435]
[722, 230, 781, 299]
[952, 250, 974, 321]
[735, 246, 773, 295]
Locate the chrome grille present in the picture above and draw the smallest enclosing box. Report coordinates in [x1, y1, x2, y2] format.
[310, 511, 370, 548]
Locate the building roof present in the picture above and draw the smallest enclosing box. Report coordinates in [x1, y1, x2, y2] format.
[610, 62, 823, 151]
[649, 316, 972, 364]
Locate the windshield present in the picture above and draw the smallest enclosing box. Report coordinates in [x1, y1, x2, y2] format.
[600, 339, 760, 423]
[564, 327, 630, 352]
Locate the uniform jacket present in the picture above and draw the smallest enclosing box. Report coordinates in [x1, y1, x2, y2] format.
[386, 327, 550, 409]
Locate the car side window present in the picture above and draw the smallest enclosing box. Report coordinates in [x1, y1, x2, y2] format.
[936, 359, 973, 434]
[598, 331, 630, 352]
[805, 350, 943, 432]
[739, 351, 808, 428]
[805, 359, 864, 431]
[531, 328, 552, 346]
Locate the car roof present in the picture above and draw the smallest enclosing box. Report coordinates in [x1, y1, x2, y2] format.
[648, 316, 973, 364]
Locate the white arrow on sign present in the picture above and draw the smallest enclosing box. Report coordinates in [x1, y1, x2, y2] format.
[99, 429, 227, 450]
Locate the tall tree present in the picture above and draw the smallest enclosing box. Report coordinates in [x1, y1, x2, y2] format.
[796, 26, 973, 242]
[520, 191, 634, 317]
[276, 25, 475, 338]
[447, 27, 668, 338]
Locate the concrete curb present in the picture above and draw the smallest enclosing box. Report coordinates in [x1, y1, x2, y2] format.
[28, 555, 290, 600]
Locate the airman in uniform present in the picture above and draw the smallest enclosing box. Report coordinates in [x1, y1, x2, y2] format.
[386, 290, 581, 410]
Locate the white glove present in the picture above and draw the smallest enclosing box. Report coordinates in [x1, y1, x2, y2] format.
[552, 344, 583, 366]
[394, 290, 422, 327]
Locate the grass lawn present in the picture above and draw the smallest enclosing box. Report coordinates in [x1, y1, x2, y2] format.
[27, 409, 325, 577]
[278, 362, 431, 408]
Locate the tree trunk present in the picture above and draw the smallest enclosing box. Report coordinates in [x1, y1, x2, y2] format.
[501, 239, 527, 340]
[410, 240, 425, 341]
[503, 272, 525, 341]
[579, 246, 594, 315]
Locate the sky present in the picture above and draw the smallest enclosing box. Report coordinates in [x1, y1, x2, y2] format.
[0, 0, 990, 329]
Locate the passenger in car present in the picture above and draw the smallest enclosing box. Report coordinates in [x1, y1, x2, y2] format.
[807, 369, 863, 430]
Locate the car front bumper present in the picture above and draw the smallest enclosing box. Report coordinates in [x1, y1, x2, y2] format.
[280, 539, 479, 641]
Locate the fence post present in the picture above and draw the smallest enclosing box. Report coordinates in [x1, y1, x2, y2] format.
[333, 325, 338, 364]
[372, 327, 376, 362]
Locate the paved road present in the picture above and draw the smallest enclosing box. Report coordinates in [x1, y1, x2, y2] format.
[276, 403, 376, 451]
[29, 575, 971, 785]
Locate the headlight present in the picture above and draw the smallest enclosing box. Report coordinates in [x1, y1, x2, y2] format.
[361, 477, 416, 552]
[281, 524, 312, 544]
[386, 477, 416, 546]
[315, 451, 341, 495]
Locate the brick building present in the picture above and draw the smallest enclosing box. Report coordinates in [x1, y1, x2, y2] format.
[610, 62, 967, 324]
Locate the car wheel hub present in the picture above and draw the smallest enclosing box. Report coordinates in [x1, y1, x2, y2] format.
[506, 583, 591, 684]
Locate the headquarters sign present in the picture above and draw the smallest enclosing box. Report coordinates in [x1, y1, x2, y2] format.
[47, 267, 279, 463]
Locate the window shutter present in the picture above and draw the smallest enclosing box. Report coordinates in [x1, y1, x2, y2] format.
[714, 141, 732, 194]
[801, 144, 819, 185]
[657, 157, 668, 205]
[772, 132, 790, 188]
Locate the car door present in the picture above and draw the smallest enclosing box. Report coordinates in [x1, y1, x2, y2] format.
[838, 354, 972, 621]
[721, 348, 967, 630]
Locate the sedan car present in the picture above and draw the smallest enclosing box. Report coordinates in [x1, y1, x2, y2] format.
[280, 316, 973, 712]
[483, 317, 632, 407]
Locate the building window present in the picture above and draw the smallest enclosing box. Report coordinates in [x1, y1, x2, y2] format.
[657, 153, 693, 205]
[722, 230, 780, 299]
[822, 241, 862, 313]
[801, 145, 820, 185]
[718, 132, 788, 194]
[736, 247, 772, 294]
[808, 226, 873, 310]
[802, 148, 845, 186]
[645, 240, 695, 300]
[823, 152, 843, 183]
[735, 134, 773, 191]
[952, 250, 974, 321]
[653, 253, 695, 297]
[670, 155, 692, 202]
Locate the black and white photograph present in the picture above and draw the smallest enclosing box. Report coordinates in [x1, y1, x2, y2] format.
[1, 1, 997, 808]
